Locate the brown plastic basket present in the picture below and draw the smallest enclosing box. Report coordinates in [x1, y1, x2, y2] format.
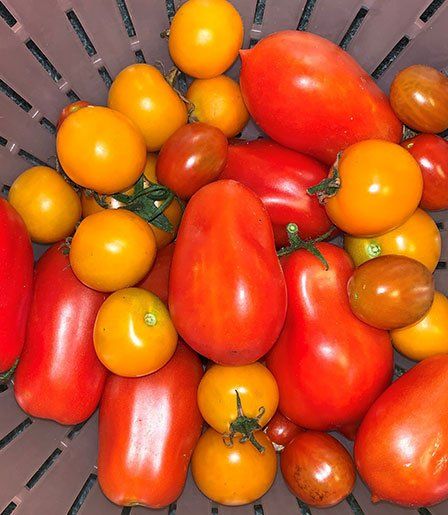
[0, 1, 447, 514]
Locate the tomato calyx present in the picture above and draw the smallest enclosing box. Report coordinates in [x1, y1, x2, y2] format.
[0, 358, 19, 384]
[59, 237, 72, 256]
[307, 153, 342, 203]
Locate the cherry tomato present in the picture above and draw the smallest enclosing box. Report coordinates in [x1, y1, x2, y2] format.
[70, 209, 156, 292]
[187, 75, 249, 138]
[344, 208, 441, 272]
[138, 242, 174, 304]
[191, 427, 277, 506]
[57, 100, 90, 129]
[8, 166, 81, 243]
[169, 0, 243, 79]
[321, 140, 422, 236]
[402, 134, 448, 211]
[281, 432, 355, 508]
[348, 255, 435, 330]
[57, 106, 146, 194]
[390, 65, 448, 133]
[265, 411, 303, 449]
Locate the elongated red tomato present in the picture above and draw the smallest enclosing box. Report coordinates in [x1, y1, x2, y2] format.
[14, 245, 107, 424]
[267, 244, 393, 431]
[240, 31, 402, 164]
[0, 199, 33, 373]
[220, 139, 332, 246]
[98, 343, 203, 508]
[169, 180, 287, 365]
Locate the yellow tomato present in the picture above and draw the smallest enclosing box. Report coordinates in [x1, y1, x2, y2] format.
[187, 75, 249, 137]
[169, 0, 243, 79]
[391, 291, 448, 361]
[8, 166, 81, 243]
[70, 209, 156, 292]
[108, 64, 188, 151]
[344, 208, 441, 272]
[94, 288, 177, 377]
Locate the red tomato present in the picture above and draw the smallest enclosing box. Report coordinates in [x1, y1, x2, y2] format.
[402, 134, 448, 211]
[220, 139, 333, 247]
[169, 180, 287, 365]
[267, 244, 393, 431]
[138, 242, 174, 304]
[239, 31, 402, 165]
[14, 245, 107, 424]
[98, 343, 203, 508]
[265, 411, 304, 449]
[355, 355, 448, 507]
[0, 199, 33, 373]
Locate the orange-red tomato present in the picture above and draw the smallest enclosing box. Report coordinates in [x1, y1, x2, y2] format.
[57, 100, 90, 129]
[265, 411, 304, 449]
[138, 242, 175, 304]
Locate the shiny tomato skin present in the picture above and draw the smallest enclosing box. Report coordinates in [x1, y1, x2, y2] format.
[98, 343, 203, 508]
[169, 179, 287, 365]
[220, 139, 332, 247]
[0, 199, 33, 372]
[267, 244, 393, 431]
[265, 411, 304, 449]
[57, 100, 90, 129]
[239, 31, 402, 165]
[14, 244, 107, 424]
[355, 355, 448, 507]
[138, 242, 174, 304]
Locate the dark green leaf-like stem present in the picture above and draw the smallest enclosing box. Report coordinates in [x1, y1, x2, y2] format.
[307, 152, 342, 204]
[0, 359, 18, 384]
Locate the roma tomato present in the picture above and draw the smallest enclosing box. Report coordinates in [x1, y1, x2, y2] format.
[344, 208, 441, 272]
[57, 100, 90, 129]
[169, 180, 287, 365]
[402, 134, 448, 210]
[57, 106, 146, 194]
[390, 65, 448, 133]
[138, 242, 174, 304]
[267, 244, 393, 431]
[281, 432, 355, 508]
[108, 64, 187, 151]
[220, 139, 333, 247]
[14, 245, 107, 424]
[8, 166, 81, 244]
[355, 355, 448, 507]
[240, 31, 402, 165]
[265, 411, 303, 449]
[156, 122, 228, 199]
[191, 427, 277, 506]
[0, 199, 33, 373]
[348, 255, 435, 330]
[98, 343, 203, 508]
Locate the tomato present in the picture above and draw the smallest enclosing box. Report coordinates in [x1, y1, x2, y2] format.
[265, 411, 304, 449]
[220, 139, 333, 247]
[0, 199, 33, 373]
[348, 255, 434, 330]
[138, 242, 174, 304]
[187, 75, 249, 138]
[57, 100, 90, 129]
[169, 180, 287, 365]
[168, 0, 243, 79]
[191, 427, 277, 506]
[70, 209, 156, 292]
[14, 245, 107, 424]
[239, 31, 402, 165]
[402, 134, 448, 211]
[355, 355, 448, 507]
[8, 166, 81, 243]
[156, 122, 228, 199]
[390, 65, 448, 133]
[267, 243, 393, 431]
[281, 432, 355, 508]
[344, 208, 441, 272]
[98, 343, 203, 508]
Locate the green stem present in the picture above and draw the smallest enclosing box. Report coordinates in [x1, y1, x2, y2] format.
[307, 153, 342, 203]
[0, 358, 18, 384]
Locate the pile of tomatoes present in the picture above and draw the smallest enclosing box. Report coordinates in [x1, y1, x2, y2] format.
[1, 0, 448, 510]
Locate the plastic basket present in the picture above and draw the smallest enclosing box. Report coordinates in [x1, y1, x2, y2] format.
[0, 0, 447, 514]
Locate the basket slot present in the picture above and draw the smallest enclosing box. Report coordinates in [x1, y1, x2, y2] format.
[435, 268, 448, 296]
[131, 504, 171, 514]
[74, 480, 122, 515]
[175, 470, 213, 515]
[0, 1, 16, 27]
[0, 387, 29, 439]
[0, 147, 35, 185]
[257, 463, 303, 515]
[216, 503, 256, 514]
[260, 0, 308, 38]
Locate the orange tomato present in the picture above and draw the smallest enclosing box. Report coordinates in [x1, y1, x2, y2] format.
[8, 166, 81, 243]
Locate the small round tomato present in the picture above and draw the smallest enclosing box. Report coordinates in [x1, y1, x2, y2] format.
[94, 288, 177, 377]
[390, 65, 448, 133]
[70, 209, 156, 292]
[191, 427, 277, 506]
[187, 75, 249, 138]
[8, 166, 81, 244]
[281, 432, 355, 508]
[321, 140, 422, 236]
[168, 0, 243, 79]
[57, 106, 146, 194]
[348, 255, 434, 330]
[138, 242, 175, 304]
[57, 100, 90, 129]
[265, 411, 303, 449]
[391, 291, 448, 361]
[344, 208, 441, 272]
[108, 64, 187, 151]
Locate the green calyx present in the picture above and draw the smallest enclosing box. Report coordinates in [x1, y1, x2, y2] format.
[366, 242, 382, 259]
[0, 359, 19, 384]
[307, 152, 342, 203]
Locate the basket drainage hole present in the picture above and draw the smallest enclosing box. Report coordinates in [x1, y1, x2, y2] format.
[0, 79, 32, 113]
[26, 448, 62, 489]
[67, 474, 97, 515]
[254, 504, 264, 515]
[346, 493, 365, 514]
[0, 502, 17, 515]
[339, 8, 369, 50]
[0, 136, 7, 147]
[420, 0, 446, 22]
[0, 418, 32, 451]
[296, 498, 312, 515]
[66, 10, 97, 57]
[25, 40, 62, 82]
[0, 1, 16, 27]
[372, 36, 410, 80]
[116, 0, 136, 37]
[297, 0, 317, 31]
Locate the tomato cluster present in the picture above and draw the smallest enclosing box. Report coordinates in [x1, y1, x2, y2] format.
[2, 0, 448, 511]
